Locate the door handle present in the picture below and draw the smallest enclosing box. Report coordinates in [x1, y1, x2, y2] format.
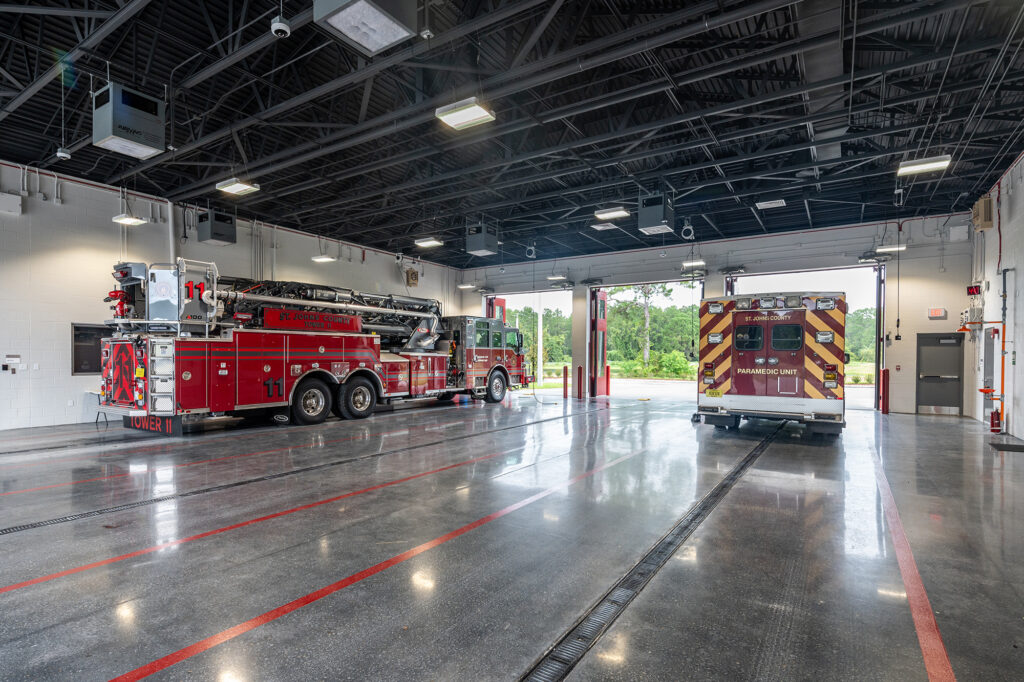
[755, 357, 766, 365]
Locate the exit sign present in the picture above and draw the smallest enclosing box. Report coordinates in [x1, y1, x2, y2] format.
[928, 308, 947, 320]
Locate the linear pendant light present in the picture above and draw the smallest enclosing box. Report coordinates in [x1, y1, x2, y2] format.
[896, 154, 951, 176]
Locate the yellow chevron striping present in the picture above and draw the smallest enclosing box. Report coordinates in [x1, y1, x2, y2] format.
[804, 332, 844, 367]
[805, 382, 825, 400]
[804, 355, 824, 381]
[720, 377, 732, 394]
[714, 355, 732, 378]
[702, 334, 733, 364]
[827, 307, 846, 327]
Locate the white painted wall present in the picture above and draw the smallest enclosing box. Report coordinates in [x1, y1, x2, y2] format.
[462, 216, 977, 415]
[0, 159, 462, 430]
[969, 152, 1024, 437]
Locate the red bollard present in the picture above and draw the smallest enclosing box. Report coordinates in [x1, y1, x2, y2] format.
[576, 366, 584, 400]
[563, 365, 568, 399]
[606, 365, 611, 395]
[880, 368, 890, 414]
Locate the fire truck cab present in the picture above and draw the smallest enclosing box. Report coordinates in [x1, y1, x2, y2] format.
[695, 292, 848, 435]
[98, 259, 531, 435]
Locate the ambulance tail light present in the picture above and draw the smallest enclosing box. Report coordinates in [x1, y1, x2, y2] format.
[708, 332, 724, 343]
[816, 331, 834, 344]
[824, 372, 838, 382]
[824, 380, 838, 389]
[702, 377, 715, 384]
[736, 298, 752, 310]
[704, 363, 714, 369]
[824, 363, 837, 371]
[703, 369, 715, 378]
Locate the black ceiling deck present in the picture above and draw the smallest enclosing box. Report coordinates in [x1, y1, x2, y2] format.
[1, 0, 1022, 268]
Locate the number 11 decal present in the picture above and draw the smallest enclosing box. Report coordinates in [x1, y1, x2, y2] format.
[263, 377, 284, 398]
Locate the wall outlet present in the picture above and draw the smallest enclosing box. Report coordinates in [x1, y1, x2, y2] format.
[67, 400, 75, 407]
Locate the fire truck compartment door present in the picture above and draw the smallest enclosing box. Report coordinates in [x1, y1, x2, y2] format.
[765, 311, 805, 397]
[237, 332, 286, 406]
[732, 312, 767, 396]
[207, 344, 235, 412]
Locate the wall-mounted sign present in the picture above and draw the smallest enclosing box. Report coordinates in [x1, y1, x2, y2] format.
[928, 308, 947, 320]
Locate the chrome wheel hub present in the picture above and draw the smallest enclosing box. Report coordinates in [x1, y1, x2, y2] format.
[351, 386, 372, 411]
[301, 388, 325, 416]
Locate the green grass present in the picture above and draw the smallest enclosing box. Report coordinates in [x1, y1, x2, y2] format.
[846, 360, 876, 385]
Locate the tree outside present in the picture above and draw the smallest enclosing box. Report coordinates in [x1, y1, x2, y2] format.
[507, 306, 573, 379]
[606, 282, 700, 380]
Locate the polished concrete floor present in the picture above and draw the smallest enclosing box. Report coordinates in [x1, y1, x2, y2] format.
[0, 392, 1020, 680]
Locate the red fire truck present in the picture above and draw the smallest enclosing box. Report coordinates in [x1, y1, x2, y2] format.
[695, 292, 848, 435]
[98, 259, 531, 435]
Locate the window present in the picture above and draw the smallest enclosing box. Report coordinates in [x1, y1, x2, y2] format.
[492, 331, 503, 348]
[598, 298, 606, 320]
[771, 324, 803, 351]
[475, 321, 490, 347]
[596, 331, 605, 375]
[506, 331, 519, 348]
[735, 325, 763, 351]
[72, 324, 108, 375]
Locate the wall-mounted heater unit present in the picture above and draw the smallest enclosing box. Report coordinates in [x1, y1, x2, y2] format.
[465, 223, 499, 257]
[92, 82, 165, 159]
[197, 211, 237, 245]
[638, 192, 674, 235]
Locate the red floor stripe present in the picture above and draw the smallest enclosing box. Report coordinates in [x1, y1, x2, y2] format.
[0, 417, 470, 496]
[871, 447, 957, 682]
[109, 448, 644, 681]
[0, 448, 516, 595]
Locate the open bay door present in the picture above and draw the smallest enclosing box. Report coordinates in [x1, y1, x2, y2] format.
[590, 289, 608, 396]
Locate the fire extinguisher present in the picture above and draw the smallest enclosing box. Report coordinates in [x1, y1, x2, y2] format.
[990, 410, 1001, 434]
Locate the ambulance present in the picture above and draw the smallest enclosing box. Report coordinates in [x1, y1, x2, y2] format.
[695, 292, 848, 435]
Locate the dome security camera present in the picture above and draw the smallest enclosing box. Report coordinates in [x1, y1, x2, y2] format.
[55, 147, 71, 161]
[271, 15, 291, 38]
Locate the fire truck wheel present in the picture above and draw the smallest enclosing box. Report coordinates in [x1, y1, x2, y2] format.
[291, 378, 333, 425]
[339, 377, 376, 419]
[484, 371, 507, 403]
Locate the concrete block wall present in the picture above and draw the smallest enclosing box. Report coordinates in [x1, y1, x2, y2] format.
[0, 160, 462, 430]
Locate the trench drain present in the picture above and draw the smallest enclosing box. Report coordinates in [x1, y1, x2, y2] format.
[522, 421, 786, 682]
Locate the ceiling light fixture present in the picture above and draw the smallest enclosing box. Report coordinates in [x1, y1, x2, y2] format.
[216, 178, 260, 195]
[594, 206, 629, 220]
[682, 259, 706, 268]
[875, 244, 907, 253]
[638, 224, 673, 236]
[435, 96, 495, 130]
[314, 0, 415, 56]
[755, 199, 786, 210]
[546, 273, 568, 281]
[456, 283, 477, 290]
[590, 222, 618, 231]
[112, 213, 147, 226]
[896, 154, 951, 176]
[414, 236, 443, 248]
[311, 254, 338, 263]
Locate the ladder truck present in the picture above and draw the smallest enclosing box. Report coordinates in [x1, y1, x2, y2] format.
[98, 259, 531, 435]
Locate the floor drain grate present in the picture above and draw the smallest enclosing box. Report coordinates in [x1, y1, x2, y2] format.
[522, 422, 785, 682]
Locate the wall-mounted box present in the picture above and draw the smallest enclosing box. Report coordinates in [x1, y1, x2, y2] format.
[0, 192, 23, 215]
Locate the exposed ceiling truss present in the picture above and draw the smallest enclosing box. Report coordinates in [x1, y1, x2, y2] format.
[1, 0, 1022, 267]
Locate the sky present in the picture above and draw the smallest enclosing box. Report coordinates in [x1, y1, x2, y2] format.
[501, 265, 877, 318]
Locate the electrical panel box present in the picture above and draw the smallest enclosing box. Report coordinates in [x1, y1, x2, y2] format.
[638, 193, 675, 235]
[197, 211, 237, 245]
[0, 192, 23, 215]
[92, 82, 165, 160]
[465, 223, 499, 257]
[972, 195, 993, 230]
[405, 268, 419, 287]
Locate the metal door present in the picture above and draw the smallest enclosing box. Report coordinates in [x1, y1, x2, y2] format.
[766, 311, 805, 397]
[590, 289, 608, 396]
[983, 330, 995, 413]
[916, 333, 964, 415]
[731, 311, 767, 396]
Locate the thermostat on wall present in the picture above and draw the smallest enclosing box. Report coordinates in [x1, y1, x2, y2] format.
[927, 307, 947, 320]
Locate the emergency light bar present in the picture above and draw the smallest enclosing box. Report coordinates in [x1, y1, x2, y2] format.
[784, 296, 802, 308]
[707, 302, 724, 314]
[708, 333, 724, 343]
[816, 331, 835, 343]
[816, 298, 836, 310]
[758, 297, 776, 309]
[736, 298, 752, 310]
